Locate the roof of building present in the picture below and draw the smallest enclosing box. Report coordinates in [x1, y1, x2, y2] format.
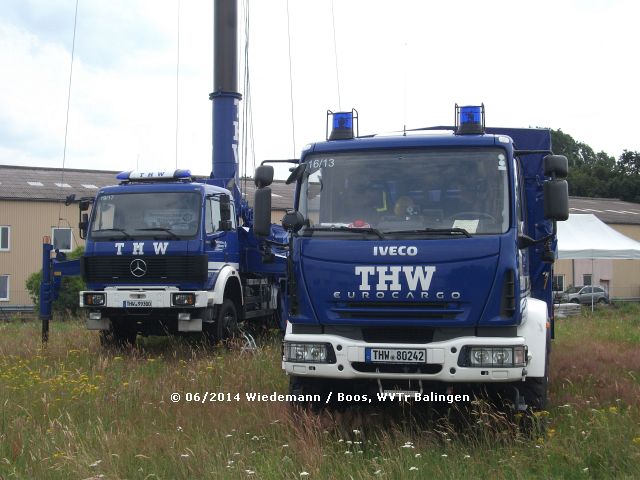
[1, 165, 639, 224]
[0, 165, 295, 209]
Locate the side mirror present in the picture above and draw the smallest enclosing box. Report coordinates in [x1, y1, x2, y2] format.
[544, 179, 569, 221]
[79, 213, 89, 240]
[218, 194, 233, 231]
[286, 163, 307, 185]
[79, 199, 92, 212]
[255, 165, 274, 188]
[282, 210, 305, 233]
[544, 154, 568, 179]
[254, 187, 272, 237]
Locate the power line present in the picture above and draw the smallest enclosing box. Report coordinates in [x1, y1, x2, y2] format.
[175, 0, 181, 169]
[330, 0, 341, 110]
[57, 0, 79, 229]
[286, 0, 296, 157]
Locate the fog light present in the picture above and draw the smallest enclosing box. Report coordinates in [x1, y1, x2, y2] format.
[89, 311, 102, 320]
[173, 293, 195, 306]
[284, 343, 333, 364]
[178, 313, 191, 321]
[464, 346, 526, 368]
[84, 293, 105, 306]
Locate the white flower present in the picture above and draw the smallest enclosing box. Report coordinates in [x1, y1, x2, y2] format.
[89, 460, 102, 468]
[415, 453, 421, 458]
[245, 470, 255, 475]
[409, 466, 419, 471]
[374, 470, 382, 475]
[177, 426, 183, 432]
[464, 454, 471, 459]
[353, 429, 361, 435]
[180, 454, 190, 458]
[300, 473, 310, 477]
[441, 454, 448, 458]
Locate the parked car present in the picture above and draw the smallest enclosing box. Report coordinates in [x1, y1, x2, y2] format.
[558, 285, 610, 305]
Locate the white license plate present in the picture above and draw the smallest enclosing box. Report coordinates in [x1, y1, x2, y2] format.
[365, 348, 426, 363]
[124, 300, 152, 308]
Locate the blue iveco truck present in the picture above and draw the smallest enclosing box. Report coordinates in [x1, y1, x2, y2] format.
[70, 0, 286, 346]
[254, 106, 568, 410]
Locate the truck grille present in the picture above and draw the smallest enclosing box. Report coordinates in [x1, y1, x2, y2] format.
[352, 362, 442, 375]
[82, 255, 208, 284]
[332, 302, 463, 320]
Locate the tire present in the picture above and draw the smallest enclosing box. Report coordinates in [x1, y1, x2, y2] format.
[519, 335, 550, 411]
[288, 376, 329, 410]
[216, 299, 239, 343]
[100, 321, 137, 348]
[570, 298, 580, 304]
[597, 298, 607, 304]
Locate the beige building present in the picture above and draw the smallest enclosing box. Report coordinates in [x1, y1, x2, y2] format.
[553, 197, 640, 300]
[0, 166, 292, 311]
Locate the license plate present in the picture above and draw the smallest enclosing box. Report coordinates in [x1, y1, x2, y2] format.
[365, 348, 426, 363]
[124, 300, 152, 308]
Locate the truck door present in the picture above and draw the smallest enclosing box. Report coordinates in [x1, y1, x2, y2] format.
[204, 195, 240, 286]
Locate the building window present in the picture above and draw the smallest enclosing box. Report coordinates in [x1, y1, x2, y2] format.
[52, 228, 72, 252]
[0, 275, 8, 301]
[553, 274, 565, 292]
[0, 226, 9, 251]
[583, 274, 592, 286]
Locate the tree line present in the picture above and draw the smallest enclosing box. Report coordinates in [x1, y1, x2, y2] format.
[550, 129, 640, 203]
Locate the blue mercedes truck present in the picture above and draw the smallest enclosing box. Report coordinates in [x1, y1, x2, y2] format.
[78, 169, 285, 346]
[254, 106, 568, 410]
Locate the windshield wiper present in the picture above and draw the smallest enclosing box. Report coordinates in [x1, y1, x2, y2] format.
[305, 225, 386, 239]
[137, 227, 180, 239]
[92, 228, 133, 240]
[382, 227, 472, 238]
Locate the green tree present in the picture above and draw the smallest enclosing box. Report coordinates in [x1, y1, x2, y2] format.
[25, 246, 85, 318]
[617, 150, 640, 176]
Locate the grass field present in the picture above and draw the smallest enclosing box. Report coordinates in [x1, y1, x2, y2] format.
[1, 304, 640, 479]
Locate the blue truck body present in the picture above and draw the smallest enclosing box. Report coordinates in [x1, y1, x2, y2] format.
[261, 111, 568, 410]
[77, 173, 286, 343]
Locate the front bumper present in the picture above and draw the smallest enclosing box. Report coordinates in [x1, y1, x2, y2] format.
[283, 333, 529, 383]
[80, 287, 211, 332]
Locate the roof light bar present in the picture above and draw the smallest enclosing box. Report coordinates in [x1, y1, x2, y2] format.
[116, 169, 192, 182]
[455, 103, 485, 135]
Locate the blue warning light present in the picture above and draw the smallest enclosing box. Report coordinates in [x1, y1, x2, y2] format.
[455, 104, 485, 135]
[327, 109, 358, 140]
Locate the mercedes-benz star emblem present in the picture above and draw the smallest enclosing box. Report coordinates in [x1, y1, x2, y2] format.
[130, 258, 147, 277]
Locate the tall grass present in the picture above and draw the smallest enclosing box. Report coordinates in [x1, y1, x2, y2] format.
[1, 304, 639, 479]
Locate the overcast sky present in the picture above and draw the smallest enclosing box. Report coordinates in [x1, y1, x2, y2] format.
[1, 0, 639, 180]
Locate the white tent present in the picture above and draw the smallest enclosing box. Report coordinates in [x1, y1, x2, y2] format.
[557, 214, 640, 260]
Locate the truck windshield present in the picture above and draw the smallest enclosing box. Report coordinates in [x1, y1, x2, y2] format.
[300, 148, 509, 236]
[90, 192, 201, 239]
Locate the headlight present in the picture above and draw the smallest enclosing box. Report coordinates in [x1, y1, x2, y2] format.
[84, 293, 105, 306]
[461, 346, 526, 368]
[172, 293, 195, 306]
[283, 342, 335, 364]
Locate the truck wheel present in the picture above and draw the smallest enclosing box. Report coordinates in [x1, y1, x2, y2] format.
[520, 338, 550, 411]
[100, 323, 137, 348]
[289, 376, 329, 410]
[216, 299, 239, 343]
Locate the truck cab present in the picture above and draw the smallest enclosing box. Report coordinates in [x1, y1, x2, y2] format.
[80, 169, 282, 346]
[255, 106, 568, 410]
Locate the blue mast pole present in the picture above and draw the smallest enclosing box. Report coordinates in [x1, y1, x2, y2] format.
[209, 0, 242, 204]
